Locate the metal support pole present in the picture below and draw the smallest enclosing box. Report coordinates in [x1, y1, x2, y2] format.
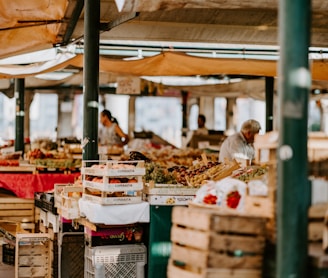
[226, 97, 236, 131]
[265, 77, 274, 132]
[277, 0, 311, 277]
[181, 91, 188, 137]
[83, 0, 100, 161]
[14, 78, 25, 155]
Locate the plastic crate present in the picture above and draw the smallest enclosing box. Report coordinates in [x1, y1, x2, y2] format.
[58, 232, 85, 278]
[59, 217, 84, 233]
[34, 192, 44, 209]
[85, 244, 147, 278]
[2, 244, 15, 265]
[42, 194, 58, 215]
[51, 237, 59, 278]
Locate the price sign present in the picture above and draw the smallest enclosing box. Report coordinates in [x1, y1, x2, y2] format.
[116, 76, 141, 95]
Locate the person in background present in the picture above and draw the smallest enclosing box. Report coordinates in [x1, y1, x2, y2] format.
[185, 114, 209, 148]
[99, 109, 130, 147]
[219, 119, 261, 162]
[194, 114, 209, 135]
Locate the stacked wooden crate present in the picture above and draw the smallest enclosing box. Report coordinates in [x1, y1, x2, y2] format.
[308, 203, 328, 243]
[54, 184, 83, 220]
[15, 233, 51, 278]
[0, 197, 35, 232]
[81, 160, 145, 205]
[167, 206, 267, 278]
[0, 220, 51, 278]
[264, 164, 277, 244]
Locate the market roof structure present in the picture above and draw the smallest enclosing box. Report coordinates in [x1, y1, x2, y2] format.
[1, 0, 328, 95]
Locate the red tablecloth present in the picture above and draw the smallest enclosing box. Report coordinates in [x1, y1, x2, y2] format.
[0, 172, 80, 199]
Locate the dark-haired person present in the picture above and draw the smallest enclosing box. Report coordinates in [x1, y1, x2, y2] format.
[194, 114, 208, 135]
[99, 109, 129, 147]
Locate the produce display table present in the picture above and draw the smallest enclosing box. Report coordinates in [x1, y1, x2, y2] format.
[78, 199, 150, 225]
[0, 172, 80, 198]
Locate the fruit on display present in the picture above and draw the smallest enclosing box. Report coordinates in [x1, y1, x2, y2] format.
[27, 148, 81, 170]
[28, 149, 47, 159]
[144, 159, 243, 187]
[231, 165, 268, 182]
[203, 194, 218, 204]
[144, 162, 177, 184]
[0, 151, 22, 167]
[170, 161, 220, 186]
[109, 178, 121, 183]
[0, 159, 19, 166]
[226, 190, 241, 208]
[129, 151, 152, 162]
[91, 177, 103, 183]
[121, 147, 207, 168]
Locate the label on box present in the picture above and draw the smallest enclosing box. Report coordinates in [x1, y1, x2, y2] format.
[144, 184, 198, 195]
[83, 180, 143, 192]
[84, 225, 143, 246]
[82, 194, 142, 205]
[144, 194, 195, 205]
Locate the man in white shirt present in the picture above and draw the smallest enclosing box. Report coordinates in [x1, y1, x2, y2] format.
[219, 119, 261, 162]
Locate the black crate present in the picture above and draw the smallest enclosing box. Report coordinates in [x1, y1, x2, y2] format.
[42, 198, 58, 215]
[2, 244, 15, 265]
[59, 232, 85, 278]
[34, 192, 45, 209]
[51, 238, 59, 278]
[60, 221, 84, 233]
[43, 192, 58, 214]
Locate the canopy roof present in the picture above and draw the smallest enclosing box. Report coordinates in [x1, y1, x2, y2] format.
[1, 0, 328, 96]
[1, 52, 328, 81]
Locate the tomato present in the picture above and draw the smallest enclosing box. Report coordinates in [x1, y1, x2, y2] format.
[226, 190, 241, 208]
[203, 194, 217, 205]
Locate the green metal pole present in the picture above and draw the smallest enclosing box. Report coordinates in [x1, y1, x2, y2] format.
[14, 78, 25, 156]
[181, 90, 188, 137]
[83, 0, 100, 161]
[277, 0, 311, 277]
[265, 77, 274, 132]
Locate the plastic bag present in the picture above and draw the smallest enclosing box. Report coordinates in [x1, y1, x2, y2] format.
[193, 177, 247, 212]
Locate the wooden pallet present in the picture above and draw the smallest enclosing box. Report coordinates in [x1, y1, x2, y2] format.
[168, 206, 267, 278]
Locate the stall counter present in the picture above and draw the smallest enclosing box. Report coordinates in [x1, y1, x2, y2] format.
[0, 172, 80, 198]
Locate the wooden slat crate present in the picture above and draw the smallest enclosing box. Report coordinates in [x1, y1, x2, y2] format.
[0, 197, 35, 232]
[308, 203, 328, 243]
[15, 233, 51, 278]
[168, 206, 267, 278]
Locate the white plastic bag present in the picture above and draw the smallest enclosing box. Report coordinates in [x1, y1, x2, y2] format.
[193, 177, 247, 212]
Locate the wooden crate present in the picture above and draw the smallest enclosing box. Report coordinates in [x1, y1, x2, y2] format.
[0, 220, 29, 244]
[254, 131, 278, 164]
[167, 262, 262, 278]
[308, 203, 328, 243]
[15, 233, 51, 278]
[255, 132, 328, 165]
[0, 197, 35, 232]
[82, 187, 142, 205]
[168, 206, 267, 278]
